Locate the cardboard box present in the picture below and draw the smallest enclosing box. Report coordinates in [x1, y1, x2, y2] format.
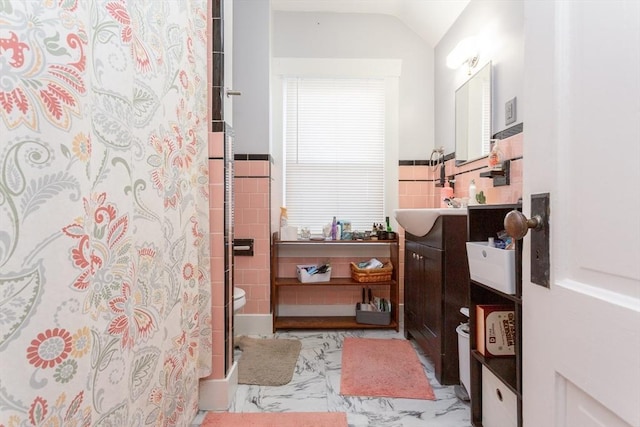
[476, 304, 516, 357]
[296, 264, 331, 283]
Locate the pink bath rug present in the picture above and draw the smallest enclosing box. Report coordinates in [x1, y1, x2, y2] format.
[201, 411, 348, 427]
[340, 337, 435, 400]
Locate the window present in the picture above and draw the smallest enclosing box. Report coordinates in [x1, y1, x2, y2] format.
[283, 77, 385, 231]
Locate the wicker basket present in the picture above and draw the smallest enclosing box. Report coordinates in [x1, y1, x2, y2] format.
[350, 261, 393, 283]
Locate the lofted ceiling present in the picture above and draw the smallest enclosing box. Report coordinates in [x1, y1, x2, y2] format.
[271, 0, 470, 47]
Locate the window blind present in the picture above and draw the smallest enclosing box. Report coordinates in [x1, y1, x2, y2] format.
[284, 77, 385, 232]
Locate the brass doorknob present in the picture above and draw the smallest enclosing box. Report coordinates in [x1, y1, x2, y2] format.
[504, 210, 543, 240]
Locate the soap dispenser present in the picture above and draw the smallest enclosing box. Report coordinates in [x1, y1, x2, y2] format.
[441, 182, 454, 207]
[488, 139, 503, 170]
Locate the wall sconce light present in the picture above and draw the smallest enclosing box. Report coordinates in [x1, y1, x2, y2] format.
[446, 36, 479, 75]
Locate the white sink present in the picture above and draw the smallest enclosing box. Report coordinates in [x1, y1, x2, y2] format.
[394, 208, 467, 237]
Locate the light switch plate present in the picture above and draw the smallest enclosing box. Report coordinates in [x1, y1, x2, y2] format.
[505, 97, 517, 125]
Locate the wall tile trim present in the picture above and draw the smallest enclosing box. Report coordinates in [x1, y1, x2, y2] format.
[493, 122, 523, 140]
[234, 154, 272, 161]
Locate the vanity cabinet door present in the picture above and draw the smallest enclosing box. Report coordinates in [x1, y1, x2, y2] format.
[404, 241, 444, 379]
[404, 241, 424, 337]
[419, 244, 443, 376]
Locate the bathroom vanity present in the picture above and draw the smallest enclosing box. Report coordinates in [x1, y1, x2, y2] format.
[403, 214, 469, 386]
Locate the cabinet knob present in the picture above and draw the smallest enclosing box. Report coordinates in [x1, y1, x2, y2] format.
[504, 210, 543, 240]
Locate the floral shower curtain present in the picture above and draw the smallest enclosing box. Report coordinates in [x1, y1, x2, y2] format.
[0, 1, 211, 425]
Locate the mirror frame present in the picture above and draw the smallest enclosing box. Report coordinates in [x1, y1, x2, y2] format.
[455, 62, 492, 166]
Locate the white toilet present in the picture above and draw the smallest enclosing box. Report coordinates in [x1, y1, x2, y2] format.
[233, 287, 246, 312]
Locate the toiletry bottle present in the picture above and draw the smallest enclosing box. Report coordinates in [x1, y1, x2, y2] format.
[331, 216, 337, 240]
[279, 207, 288, 237]
[468, 179, 477, 205]
[488, 139, 503, 170]
[386, 216, 392, 232]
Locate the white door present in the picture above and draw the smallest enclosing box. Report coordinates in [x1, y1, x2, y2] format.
[523, 2, 640, 427]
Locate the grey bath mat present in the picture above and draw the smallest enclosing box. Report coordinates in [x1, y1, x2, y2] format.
[235, 336, 302, 386]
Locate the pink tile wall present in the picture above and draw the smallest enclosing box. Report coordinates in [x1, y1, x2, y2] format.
[203, 6, 227, 381]
[234, 160, 271, 314]
[398, 133, 523, 211]
[398, 165, 440, 209]
[204, 146, 227, 380]
[450, 133, 523, 205]
[222, 134, 523, 320]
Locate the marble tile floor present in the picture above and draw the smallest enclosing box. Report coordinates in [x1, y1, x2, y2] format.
[191, 328, 471, 427]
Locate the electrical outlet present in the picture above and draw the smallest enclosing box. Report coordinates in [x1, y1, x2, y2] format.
[505, 97, 517, 125]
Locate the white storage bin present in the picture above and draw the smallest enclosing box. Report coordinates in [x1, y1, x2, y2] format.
[456, 323, 470, 394]
[482, 366, 517, 427]
[466, 242, 516, 294]
[296, 264, 331, 283]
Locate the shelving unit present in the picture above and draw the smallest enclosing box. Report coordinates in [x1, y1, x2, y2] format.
[270, 232, 399, 332]
[467, 203, 522, 427]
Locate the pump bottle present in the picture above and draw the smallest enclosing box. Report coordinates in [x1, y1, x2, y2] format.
[468, 180, 477, 205]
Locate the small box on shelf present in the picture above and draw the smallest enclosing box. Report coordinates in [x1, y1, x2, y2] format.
[296, 264, 331, 283]
[280, 226, 298, 241]
[476, 304, 516, 357]
[350, 261, 393, 283]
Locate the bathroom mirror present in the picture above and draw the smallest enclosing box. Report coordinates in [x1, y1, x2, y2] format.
[455, 62, 492, 165]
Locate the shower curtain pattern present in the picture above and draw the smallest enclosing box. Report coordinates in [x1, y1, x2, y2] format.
[0, 1, 210, 426]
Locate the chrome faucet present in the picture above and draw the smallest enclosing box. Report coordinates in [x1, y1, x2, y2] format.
[443, 198, 462, 208]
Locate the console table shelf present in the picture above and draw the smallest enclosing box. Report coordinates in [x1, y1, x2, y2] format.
[274, 277, 397, 287]
[274, 316, 399, 330]
[271, 232, 399, 332]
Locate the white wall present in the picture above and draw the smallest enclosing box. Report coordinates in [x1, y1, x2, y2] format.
[232, 2, 524, 160]
[233, 0, 271, 154]
[435, 0, 524, 155]
[272, 11, 435, 160]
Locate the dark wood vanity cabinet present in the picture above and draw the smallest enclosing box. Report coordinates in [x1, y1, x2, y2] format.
[404, 214, 469, 385]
